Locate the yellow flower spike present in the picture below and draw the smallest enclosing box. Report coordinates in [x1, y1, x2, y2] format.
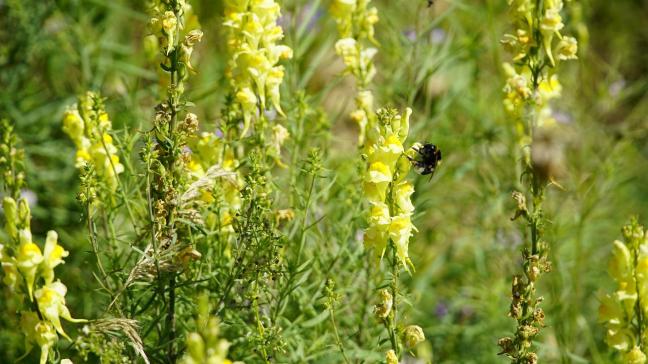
[35, 280, 86, 339]
[16, 230, 43, 299]
[2, 197, 18, 239]
[63, 93, 124, 190]
[41, 231, 69, 284]
[224, 0, 291, 132]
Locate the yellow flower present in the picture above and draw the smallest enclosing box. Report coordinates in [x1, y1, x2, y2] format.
[556, 36, 578, 61]
[35, 280, 85, 339]
[373, 288, 392, 319]
[21, 311, 58, 364]
[330, 0, 356, 19]
[626, 347, 648, 364]
[224, 0, 292, 133]
[609, 240, 632, 283]
[16, 229, 44, 299]
[403, 325, 425, 348]
[389, 214, 414, 269]
[41, 231, 69, 284]
[540, 8, 564, 66]
[62, 110, 85, 146]
[63, 93, 124, 190]
[394, 182, 415, 214]
[335, 38, 359, 70]
[385, 349, 399, 364]
[162, 11, 178, 52]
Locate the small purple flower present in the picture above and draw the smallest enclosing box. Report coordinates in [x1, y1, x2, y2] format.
[404, 29, 417, 42]
[435, 301, 449, 319]
[430, 28, 446, 45]
[553, 110, 573, 124]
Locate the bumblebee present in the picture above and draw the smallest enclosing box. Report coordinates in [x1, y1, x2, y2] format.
[409, 143, 442, 178]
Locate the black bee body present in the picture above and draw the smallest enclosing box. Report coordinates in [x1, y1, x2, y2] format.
[427, 0, 435, 7]
[409, 143, 442, 178]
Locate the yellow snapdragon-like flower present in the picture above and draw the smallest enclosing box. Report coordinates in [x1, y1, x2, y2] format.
[63, 92, 124, 191]
[600, 220, 648, 358]
[16, 229, 44, 299]
[363, 108, 417, 269]
[21, 311, 58, 364]
[223, 0, 293, 135]
[41, 231, 69, 284]
[35, 280, 85, 339]
[403, 325, 426, 349]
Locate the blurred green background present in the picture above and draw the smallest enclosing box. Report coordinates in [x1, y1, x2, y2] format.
[1, 0, 647, 362]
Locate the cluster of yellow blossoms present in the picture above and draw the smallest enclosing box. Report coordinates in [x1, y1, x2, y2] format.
[63, 92, 124, 191]
[1, 197, 84, 364]
[501, 0, 578, 156]
[223, 0, 293, 136]
[331, 0, 379, 145]
[363, 108, 416, 269]
[599, 220, 648, 363]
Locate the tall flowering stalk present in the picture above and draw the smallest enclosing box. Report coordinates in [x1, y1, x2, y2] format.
[330, 0, 379, 146]
[497, 0, 578, 362]
[599, 219, 648, 363]
[0, 120, 84, 364]
[364, 108, 425, 360]
[62, 92, 125, 194]
[223, 0, 293, 142]
[143, 0, 203, 360]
